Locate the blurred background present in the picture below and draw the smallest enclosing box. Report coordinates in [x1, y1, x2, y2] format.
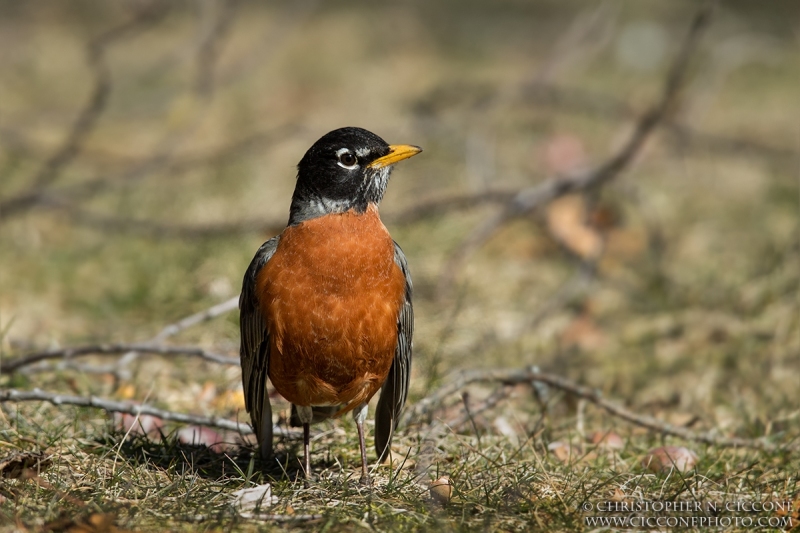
[1, 0, 798, 434]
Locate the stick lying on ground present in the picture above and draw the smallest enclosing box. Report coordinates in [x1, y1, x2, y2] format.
[438, 2, 716, 298]
[0, 387, 292, 437]
[3, 365, 794, 452]
[404, 366, 796, 453]
[1, 343, 237, 375]
[2, 296, 241, 376]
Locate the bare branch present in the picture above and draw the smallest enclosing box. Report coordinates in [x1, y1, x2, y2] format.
[153, 297, 240, 342]
[437, 3, 715, 297]
[404, 366, 795, 452]
[194, 0, 239, 97]
[0, 387, 256, 434]
[0, 3, 169, 220]
[58, 188, 515, 239]
[2, 343, 237, 375]
[446, 386, 513, 433]
[7, 124, 300, 229]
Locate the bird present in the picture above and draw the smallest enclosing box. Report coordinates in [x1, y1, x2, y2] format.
[239, 127, 420, 486]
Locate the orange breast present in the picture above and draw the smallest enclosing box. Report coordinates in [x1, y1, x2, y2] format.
[256, 205, 406, 414]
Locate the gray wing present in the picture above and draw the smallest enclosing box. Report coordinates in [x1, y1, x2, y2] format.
[375, 241, 413, 461]
[239, 236, 280, 459]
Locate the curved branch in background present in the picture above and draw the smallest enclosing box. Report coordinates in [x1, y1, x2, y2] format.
[1, 343, 237, 376]
[60, 188, 517, 239]
[194, 0, 239, 97]
[0, 3, 170, 221]
[437, 2, 716, 299]
[0, 388, 253, 434]
[152, 296, 239, 342]
[404, 366, 796, 453]
[12, 123, 302, 229]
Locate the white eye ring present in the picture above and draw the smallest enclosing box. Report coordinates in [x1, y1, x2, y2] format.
[336, 148, 358, 169]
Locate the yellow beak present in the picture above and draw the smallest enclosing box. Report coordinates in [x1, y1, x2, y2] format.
[367, 144, 422, 169]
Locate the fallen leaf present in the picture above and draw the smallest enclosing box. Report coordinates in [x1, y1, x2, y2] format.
[611, 488, 627, 502]
[546, 195, 604, 261]
[232, 484, 275, 511]
[430, 476, 453, 506]
[774, 496, 800, 530]
[642, 446, 698, 473]
[0, 451, 52, 479]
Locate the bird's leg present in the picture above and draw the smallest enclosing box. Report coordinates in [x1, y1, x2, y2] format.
[295, 405, 314, 483]
[353, 403, 372, 487]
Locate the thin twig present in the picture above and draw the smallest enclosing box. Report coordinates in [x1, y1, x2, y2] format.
[194, 0, 239, 97]
[152, 296, 240, 342]
[448, 386, 513, 433]
[405, 366, 796, 452]
[59, 188, 515, 239]
[0, 3, 169, 220]
[3, 292, 244, 377]
[19, 124, 299, 226]
[437, 3, 715, 298]
[1, 343, 237, 375]
[0, 387, 254, 434]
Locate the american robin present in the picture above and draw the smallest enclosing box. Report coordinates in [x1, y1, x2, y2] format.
[239, 127, 420, 485]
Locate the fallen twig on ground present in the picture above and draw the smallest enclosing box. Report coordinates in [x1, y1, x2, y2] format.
[1, 343, 237, 375]
[0, 387, 283, 437]
[153, 297, 240, 342]
[0, 3, 169, 221]
[447, 386, 513, 434]
[437, 3, 715, 298]
[405, 366, 796, 452]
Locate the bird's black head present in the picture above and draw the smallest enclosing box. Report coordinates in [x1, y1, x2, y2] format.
[288, 127, 421, 225]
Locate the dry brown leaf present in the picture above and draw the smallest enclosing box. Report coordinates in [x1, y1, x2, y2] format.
[0, 451, 52, 479]
[430, 476, 453, 506]
[546, 195, 604, 260]
[774, 496, 799, 530]
[642, 446, 698, 473]
[611, 488, 627, 502]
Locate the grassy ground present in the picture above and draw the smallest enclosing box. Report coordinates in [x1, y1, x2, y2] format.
[1, 1, 799, 531]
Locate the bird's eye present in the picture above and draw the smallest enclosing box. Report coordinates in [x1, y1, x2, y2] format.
[337, 151, 357, 168]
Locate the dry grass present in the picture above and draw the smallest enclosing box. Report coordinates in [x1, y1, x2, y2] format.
[1, 1, 799, 531]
